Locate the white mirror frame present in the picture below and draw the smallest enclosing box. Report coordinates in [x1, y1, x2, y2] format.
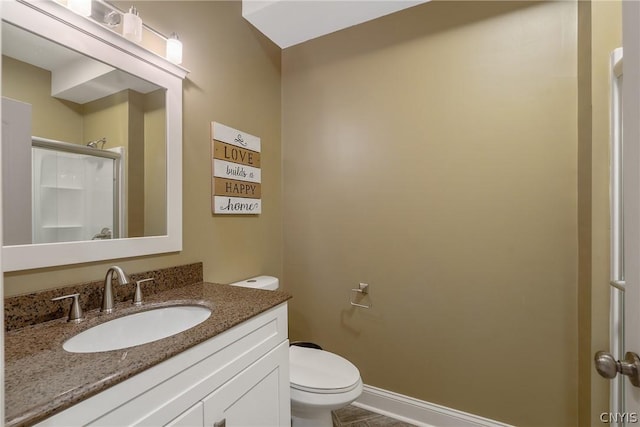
[1, 0, 188, 271]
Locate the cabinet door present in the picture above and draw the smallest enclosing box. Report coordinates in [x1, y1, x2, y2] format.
[203, 341, 290, 427]
[165, 402, 204, 427]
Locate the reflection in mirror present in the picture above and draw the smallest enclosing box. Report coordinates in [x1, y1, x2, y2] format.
[1, 22, 167, 246]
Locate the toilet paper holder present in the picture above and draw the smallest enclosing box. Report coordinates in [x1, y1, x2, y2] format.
[350, 283, 371, 309]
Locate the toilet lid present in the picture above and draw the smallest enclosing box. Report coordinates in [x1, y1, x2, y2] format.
[289, 346, 361, 394]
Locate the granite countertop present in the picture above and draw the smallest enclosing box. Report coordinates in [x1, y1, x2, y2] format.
[5, 282, 291, 427]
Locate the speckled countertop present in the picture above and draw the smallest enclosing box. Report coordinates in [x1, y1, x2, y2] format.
[5, 282, 291, 427]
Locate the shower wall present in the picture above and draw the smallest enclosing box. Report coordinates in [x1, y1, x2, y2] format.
[282, 1, 578, 425]
[32, 146, 119, 243]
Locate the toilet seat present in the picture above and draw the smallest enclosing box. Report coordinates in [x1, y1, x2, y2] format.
[290, 346, 361, 394]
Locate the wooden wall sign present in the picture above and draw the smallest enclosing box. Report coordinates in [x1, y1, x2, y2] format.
[211, 122, 262, 214]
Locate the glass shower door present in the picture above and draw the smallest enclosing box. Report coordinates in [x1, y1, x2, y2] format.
[32, 143, 121, 243]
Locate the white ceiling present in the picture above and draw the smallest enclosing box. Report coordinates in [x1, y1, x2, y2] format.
[2, 22, 159, 104]
[242, 0, 429, 49]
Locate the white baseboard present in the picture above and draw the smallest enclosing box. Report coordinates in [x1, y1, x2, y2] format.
[353, 385, 513, 427]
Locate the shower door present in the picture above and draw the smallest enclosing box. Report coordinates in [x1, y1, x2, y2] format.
[31, 138, 123, 243]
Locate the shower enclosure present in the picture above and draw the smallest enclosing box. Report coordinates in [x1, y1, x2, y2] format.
[31, 137, 124, 244]
[31, 137, 123, 243]
[1, 97, 125, 246]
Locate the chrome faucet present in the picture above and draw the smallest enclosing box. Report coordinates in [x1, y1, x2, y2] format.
[101, 266, 131, 313]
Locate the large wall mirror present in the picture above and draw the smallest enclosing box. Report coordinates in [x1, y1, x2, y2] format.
[1, 0, 187, 272]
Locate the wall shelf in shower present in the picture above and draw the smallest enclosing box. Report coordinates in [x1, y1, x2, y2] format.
[31, 138, 122, 244]
[40, 185, 84, 190]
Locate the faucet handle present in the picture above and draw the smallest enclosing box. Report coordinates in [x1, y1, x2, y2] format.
[51, 293, 84, 323]
[133, 278, 154, 306]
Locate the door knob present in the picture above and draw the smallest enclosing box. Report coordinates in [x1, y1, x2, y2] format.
[595, 351, 640, 387]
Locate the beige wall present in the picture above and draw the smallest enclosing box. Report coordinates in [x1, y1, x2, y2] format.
[82, 90, 129, 148]
[4, 1, 282, 296]
[144, 89, 167, 237]
[282, 2, 578, 425]
[577, 1, 593, 423]
[127, 89, 146, 237]
[2, 56, 83, 143]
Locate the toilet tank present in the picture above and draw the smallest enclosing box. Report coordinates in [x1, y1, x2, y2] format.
[229, 276, 279, 290]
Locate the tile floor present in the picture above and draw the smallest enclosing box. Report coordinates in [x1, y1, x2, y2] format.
[332, 405, 416, 427]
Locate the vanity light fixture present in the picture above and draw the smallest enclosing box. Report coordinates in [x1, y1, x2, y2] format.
[103, 10, 121, 28]
[68, 0, 92, 17]
[166, 32, 183, 65]
[123, 5, 143, 43]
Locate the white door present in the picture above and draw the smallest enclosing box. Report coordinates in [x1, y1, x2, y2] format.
[596, 2, 640, 424]
[621, 0, 640, 419]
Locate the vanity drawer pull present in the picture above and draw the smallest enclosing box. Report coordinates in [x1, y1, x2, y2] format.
[213, 419, 226, 427]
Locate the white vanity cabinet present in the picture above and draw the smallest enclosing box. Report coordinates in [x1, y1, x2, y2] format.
[167, 341, 286, 427]
[202, 342, 286, 426]
[36, 304, 290, 427]
[164, 341, 287, 427]
[166, 403, 203, 427]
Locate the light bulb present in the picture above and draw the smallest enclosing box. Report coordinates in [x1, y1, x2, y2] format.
[166, 33, 183, 65]
[68, 0, 92, 17]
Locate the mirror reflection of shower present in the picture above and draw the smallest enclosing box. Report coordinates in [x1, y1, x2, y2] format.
[28, 137, 125, 244]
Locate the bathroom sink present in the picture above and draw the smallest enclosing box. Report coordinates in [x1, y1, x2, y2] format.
[63, 305, 211, 353]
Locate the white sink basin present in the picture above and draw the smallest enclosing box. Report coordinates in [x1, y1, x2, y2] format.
[63, 305, 211, 353]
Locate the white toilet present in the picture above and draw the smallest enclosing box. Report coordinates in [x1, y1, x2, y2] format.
[230, 276, 363, 426]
